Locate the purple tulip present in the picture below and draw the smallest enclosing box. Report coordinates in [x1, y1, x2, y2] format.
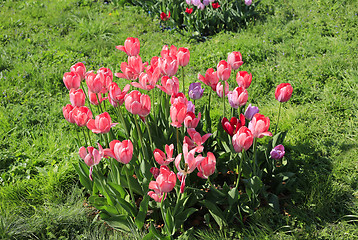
[245, 0, 252, 6]
[203, 0, 210, 6]
[188, 82, 204, 100]
[270, 145, 285, 159]
[244, 104, 259, 120]
[192, 0, 201, 6]
[187, 101, 195, 113]
[186, 0, 192, 5]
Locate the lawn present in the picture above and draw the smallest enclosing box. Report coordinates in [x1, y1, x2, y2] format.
[0, 0, 357, 239]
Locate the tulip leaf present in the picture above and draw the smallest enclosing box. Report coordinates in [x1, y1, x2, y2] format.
[165, 207, 175, 235]
[73, 161, 93, 191]
[99, 213, 131, 233]
[228, 187, 239, 206]
[201, 200, 228, 229]
[135, 194, 149, 229]
[267, 193, 280, 212]
[120, 174, 144, 195]
[174, 208, 197, 228]
[107, 182, 127, 199]
[115, 196, 137, 218]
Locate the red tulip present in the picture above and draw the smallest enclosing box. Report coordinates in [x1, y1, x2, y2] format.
[183, 128, 212, 153]
[217, 60, 231, 81]
[104, 140, 133, 164]
[63, 72, 81, 90]
[157, 76, 180, 96]
[232, 126, 253, 153]
[116, 37, 140, 57]
[69, 88, 86, 107]
[70, 62, 86, 80]
[236, 71, 252, 89]
[108, 82, 130, 108]
[79, 143, 104, 180]
[86, 72, 105, 94]
[212, 2, 220, 9]
[63, 104, 76, 124]
[185, 8, 193, 14]
[160, 11, 171, 21]
[248, 113, 272, 138]
[72, 106, 93, 127]
[275, 83, 293, 102]
[184, 112, 201, 129]
[227, 51, 243, 70]
[124, 90, 151, 117]
[221, 114, 245, 136]
[197, 152, 216, 179]
[87, 112, 117, 134]
[177, 47, 190, 67]
[227, 86, 248, 109]
[170, 102, 187, 128]
[198, 68, 219, 91]
[153, 144, 175, 166]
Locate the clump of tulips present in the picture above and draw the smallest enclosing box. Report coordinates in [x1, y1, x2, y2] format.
[62, 37, 294, 238]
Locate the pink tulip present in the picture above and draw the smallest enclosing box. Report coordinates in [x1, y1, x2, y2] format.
[198, 68, 219, 91]
[69, 89, 86, 107]
[131, 68, 161, 91]
[87, 112, 118, 134]
[157, 76, 180, 96]
[177, 47, 190, 67]
[104, 140, 133, 164]
[227, 86, 248, 109]
[170, 92, 188, 105]
[170, 102, 187, 128]
[70, 62, 86, 80]
[97, 67, 113, 93]
[156, 166, 177, 192]
[150, 167, 160, 179]
[88, 91, 107, 106]
[158, 55, 179, 77]
[184, 112, 201, 129]
[217, 60, 231, 81]
[153, 144, 175, 166]
[216, 81, 229, 98]
[72, 106, 93, 127]
[115, 62, 139, 80]
[236, 71, 252, 89]
[86, 72, 105, 94]
[146, 56, 160, 74]
[63, 72, 81, 90]
[248, 113, 272, 138]
[63, 104, 76, 124]
[232, 126, 253, 153]
[275, 83, 293, 102]
[227, 51, 243, 70]
[160, 45, 178, 58]
[183, 128, 212, 153]
[221, 114, 245, 137]
[124, 90, 151, 117]
[108, 82, 130, 108]
[197, 152, 216, 179]
[116, 37, 140, 57]
[128, 55, 147, 75]
[79, 143, 104, 180]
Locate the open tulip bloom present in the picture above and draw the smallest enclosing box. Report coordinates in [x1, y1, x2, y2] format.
[64, 39, 294, 238]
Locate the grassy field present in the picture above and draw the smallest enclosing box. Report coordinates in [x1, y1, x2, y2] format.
[0, 0, 357, 239]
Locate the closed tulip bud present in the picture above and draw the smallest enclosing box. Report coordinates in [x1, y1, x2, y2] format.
[232, 126, 253, 153]
[78, 143, 104, 180]
[216, 81, 229, 98]
[108, 82, 130, 108]
[270, 144, 285, 160]
[170, 92, 188, 105]
[217, 60, 231, 81]
[245, 0, 252, 6]
[70, 62, 86, 80]
[63, 104, 76, 124]
[69, 89, 86, 107]
[236, 71, 252, 89]
[72, 106, 93, 127]
[116, 37, 140, 57]
[227, 51, 243, 70]
[87, 112, 118, 134]
[188, 82, 204, 100]
[197, 152, 216, 179]
[128, 55, 147, 75]
[63, 72, 81, 90]
[156, 166, 176, 192]
[275, 83, 293, 102]
[244, 104, 259, 120]
[177, 47, 190, 66]
[184, 112, 201, 129]
[227, 86, 248, 109]
[124, 90, 151, 117]
[170, 102, 187, 128]
[97, 67, 113, 93]
[248, 113, 272, 138]
[86, 72, 105, 94]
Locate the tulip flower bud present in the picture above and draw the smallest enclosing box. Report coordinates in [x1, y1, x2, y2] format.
[244, 104, 259, 120]
[270, 145, 285, 159]
[227, 51, 243, 70]
[232, 126, 253, 153]
[275, 83, 293, 102]
[69, 89, 86, 107]
[188, 82, 204, 100]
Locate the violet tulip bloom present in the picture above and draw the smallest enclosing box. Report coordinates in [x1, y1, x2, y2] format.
[116, 37, 140, 57]
[87, 112, 118, 134]
[104, 140, 133, 164]
[227, 86, 248, 109]
[270, 145, 285, 159]
[187, 101, 195, 113]
[275, 83, 293, 102]
[244, 104, 259, 120]
[232, 126, 253, 153]
[188, 82, 204, 100]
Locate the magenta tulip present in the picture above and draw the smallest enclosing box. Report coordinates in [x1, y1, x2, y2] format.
[270, 144, 285, 160]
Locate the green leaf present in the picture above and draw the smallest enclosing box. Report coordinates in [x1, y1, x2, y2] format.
[73, 161, 93, 191]
[115, 197, 137, 218]
[268, 193, 280, 212]
[175, 208, 197, 228]
[165, 208, 175, 235]
[99, 213, 131, 233]
[135, 195, 149, 229]
[201, 200, 228, 229]
[120, 173, 144, 195]
[228, 187, 239, 206]
[107, 182, 126, 199]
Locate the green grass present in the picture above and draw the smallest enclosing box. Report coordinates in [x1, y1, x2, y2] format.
[0, 0, 357, 238]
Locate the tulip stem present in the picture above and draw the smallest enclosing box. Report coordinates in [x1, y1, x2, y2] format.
[208, 90, 212, 132]
[125, 166, 136, 205]
[81, 128, 88, 145]
[181, 66, 185, 94]
[96, 94, 104, 113]
[87, 128, 92, 145]
[274, 102, 282, 136]
[117, 106, 129, 138]
[176, 127, 181, 155]
[80, 81, 94, 114]
[223, 83, 226, 117]
[145, 119, 153, 149]
[253, 138, 258, 176]
[134, 115, 146, 160]
[104, 133, 109, 148]
[236, 150, 245, 189]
